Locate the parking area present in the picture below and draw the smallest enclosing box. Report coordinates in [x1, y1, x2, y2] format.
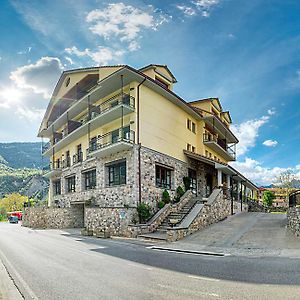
[161, 212, 300, 257]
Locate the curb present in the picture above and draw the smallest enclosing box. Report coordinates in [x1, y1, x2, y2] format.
[0, 259, 23, 300]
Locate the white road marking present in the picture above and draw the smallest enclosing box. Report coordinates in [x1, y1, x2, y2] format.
[188, 275, 221, 282]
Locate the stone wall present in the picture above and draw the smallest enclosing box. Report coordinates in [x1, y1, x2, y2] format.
[140, 147, 188, 208]
[287, 207, 300, 236]
[167, 190, 230, 242]
[84, 207, 137, 237]
[22, 206, 84, 229]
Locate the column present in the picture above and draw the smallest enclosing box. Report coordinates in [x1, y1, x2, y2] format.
[49, 179, 54, 207]
[217, 170, 222, 187]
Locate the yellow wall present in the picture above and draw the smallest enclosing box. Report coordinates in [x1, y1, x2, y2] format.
[47, 68, 233, 167]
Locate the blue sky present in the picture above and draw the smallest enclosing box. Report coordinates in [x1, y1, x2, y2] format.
[0, 0, 300, 185]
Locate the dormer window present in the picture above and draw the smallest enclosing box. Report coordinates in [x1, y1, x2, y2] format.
[155, 76, 169, 89]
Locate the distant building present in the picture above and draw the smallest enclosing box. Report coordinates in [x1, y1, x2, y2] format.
[259, 187, 296, 208]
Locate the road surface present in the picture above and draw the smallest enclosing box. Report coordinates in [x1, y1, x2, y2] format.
[0, 221, 300, 300]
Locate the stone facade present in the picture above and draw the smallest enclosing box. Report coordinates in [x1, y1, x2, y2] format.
[43, 145, 221, 237]
[167, 190, 231, 242]
[139, 146, 189, 208]
[287, 207, 300, 236]
[22, 206, 84, 229]
[53, 147, 138, 208]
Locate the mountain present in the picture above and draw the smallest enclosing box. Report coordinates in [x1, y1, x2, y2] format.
[0, 142, 49, 200]
[0, 142, 46, 169]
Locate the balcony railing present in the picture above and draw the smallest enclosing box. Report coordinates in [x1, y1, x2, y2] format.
[42, 93, 135, 154]
[73, 151, 83, 164]
[203, 133, 236, 160]
[88, 127, 135, 155]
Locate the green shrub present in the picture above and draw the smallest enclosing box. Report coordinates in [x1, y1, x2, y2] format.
[183, 177, 191, 191]
[176, 186, 185, 198]
[158, 201, 165, 209]
[162, 190, 170, 204]
[137, 203, 151, 223]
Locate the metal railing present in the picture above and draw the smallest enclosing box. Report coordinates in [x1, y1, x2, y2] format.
[42, 93, 135, 154]
[203, 133, 236, 159]
[88, 128, 135, 154]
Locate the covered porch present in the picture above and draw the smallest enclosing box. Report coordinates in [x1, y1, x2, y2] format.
[184, 150, 259, 213]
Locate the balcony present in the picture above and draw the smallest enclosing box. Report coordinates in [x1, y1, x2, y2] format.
[88, 127, 135, 158]
[202, 113, 238, 144]
[203, 133, 236, 161]
[43, 161, 62, 178]
[42, 93, 135, 156]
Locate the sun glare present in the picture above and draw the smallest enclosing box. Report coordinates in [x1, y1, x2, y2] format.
[0, 87, 22, 105]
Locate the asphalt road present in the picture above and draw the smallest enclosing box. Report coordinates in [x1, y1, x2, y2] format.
[0, 222, 300, 300]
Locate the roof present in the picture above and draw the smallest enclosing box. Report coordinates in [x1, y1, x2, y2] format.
[189, 98, 223, 111]
[139, 64, 177, 83]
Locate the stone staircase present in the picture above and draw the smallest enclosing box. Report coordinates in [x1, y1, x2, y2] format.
[138, 198, 199, 241]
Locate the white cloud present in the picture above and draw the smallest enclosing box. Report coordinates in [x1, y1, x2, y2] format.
[177, 0, 220, 17]
[65, 56, 74, 65]
[231, 158, 288, 186]
[16, 106, 45, 122]
[65, 46, 124, 65]
[231, 115, 270, 157]
[10, 57, 64, 99]
[267, 108, 276, 115]
[263, 139, 278, 147]
[177, 5, 197, 16]
[86, 3, 169, 51]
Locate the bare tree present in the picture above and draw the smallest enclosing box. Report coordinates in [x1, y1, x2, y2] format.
[276, 170, 297, 199]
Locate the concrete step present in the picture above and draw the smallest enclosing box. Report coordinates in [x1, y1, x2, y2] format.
[138, 232, 167, 241]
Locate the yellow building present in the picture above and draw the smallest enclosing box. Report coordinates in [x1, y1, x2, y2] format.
[38, 64, 258, 233]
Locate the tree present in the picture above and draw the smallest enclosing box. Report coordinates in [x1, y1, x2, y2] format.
[263, 190, 275, 207]
[276, 170, 297, 199]
[0, 193, 29, 212]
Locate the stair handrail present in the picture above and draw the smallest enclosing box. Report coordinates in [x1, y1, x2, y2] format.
[145, 190, 193, 231]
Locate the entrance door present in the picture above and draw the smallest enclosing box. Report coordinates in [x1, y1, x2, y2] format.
[188, 169, 197, 194]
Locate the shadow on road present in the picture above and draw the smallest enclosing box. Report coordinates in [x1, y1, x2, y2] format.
[61, 230, 300, 286]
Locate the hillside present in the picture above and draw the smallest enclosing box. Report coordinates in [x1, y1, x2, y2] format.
[0, 142, 47, 169]
[0, 142, 49, 200]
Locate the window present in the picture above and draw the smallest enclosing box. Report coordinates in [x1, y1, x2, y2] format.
[156, 165, 172, 189]
[192, 122, 196, 133]
[108, 161, 126, 186]
[187, 143, 191, 151]
[53, 180, 61, 195]
[66, 151, 70, 167]
[187, 119, 191, 130]
[123, 126, 130, 140]
[192, 146, 195, 153]
[66, 176, 76, 193]
[89, 137, 97, 152]
[111, 129, 120, 144]
[84, 169, 96, 190]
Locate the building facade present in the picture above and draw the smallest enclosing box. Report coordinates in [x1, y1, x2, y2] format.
[39, 64, 258, 233]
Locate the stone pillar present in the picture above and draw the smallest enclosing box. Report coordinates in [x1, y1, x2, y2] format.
[226, 174, 231, 190]
[49, 179, 54, 207]
[217, 170, 222, 187]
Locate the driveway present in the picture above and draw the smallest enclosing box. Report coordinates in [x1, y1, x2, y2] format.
[161, 212, 300, 257]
